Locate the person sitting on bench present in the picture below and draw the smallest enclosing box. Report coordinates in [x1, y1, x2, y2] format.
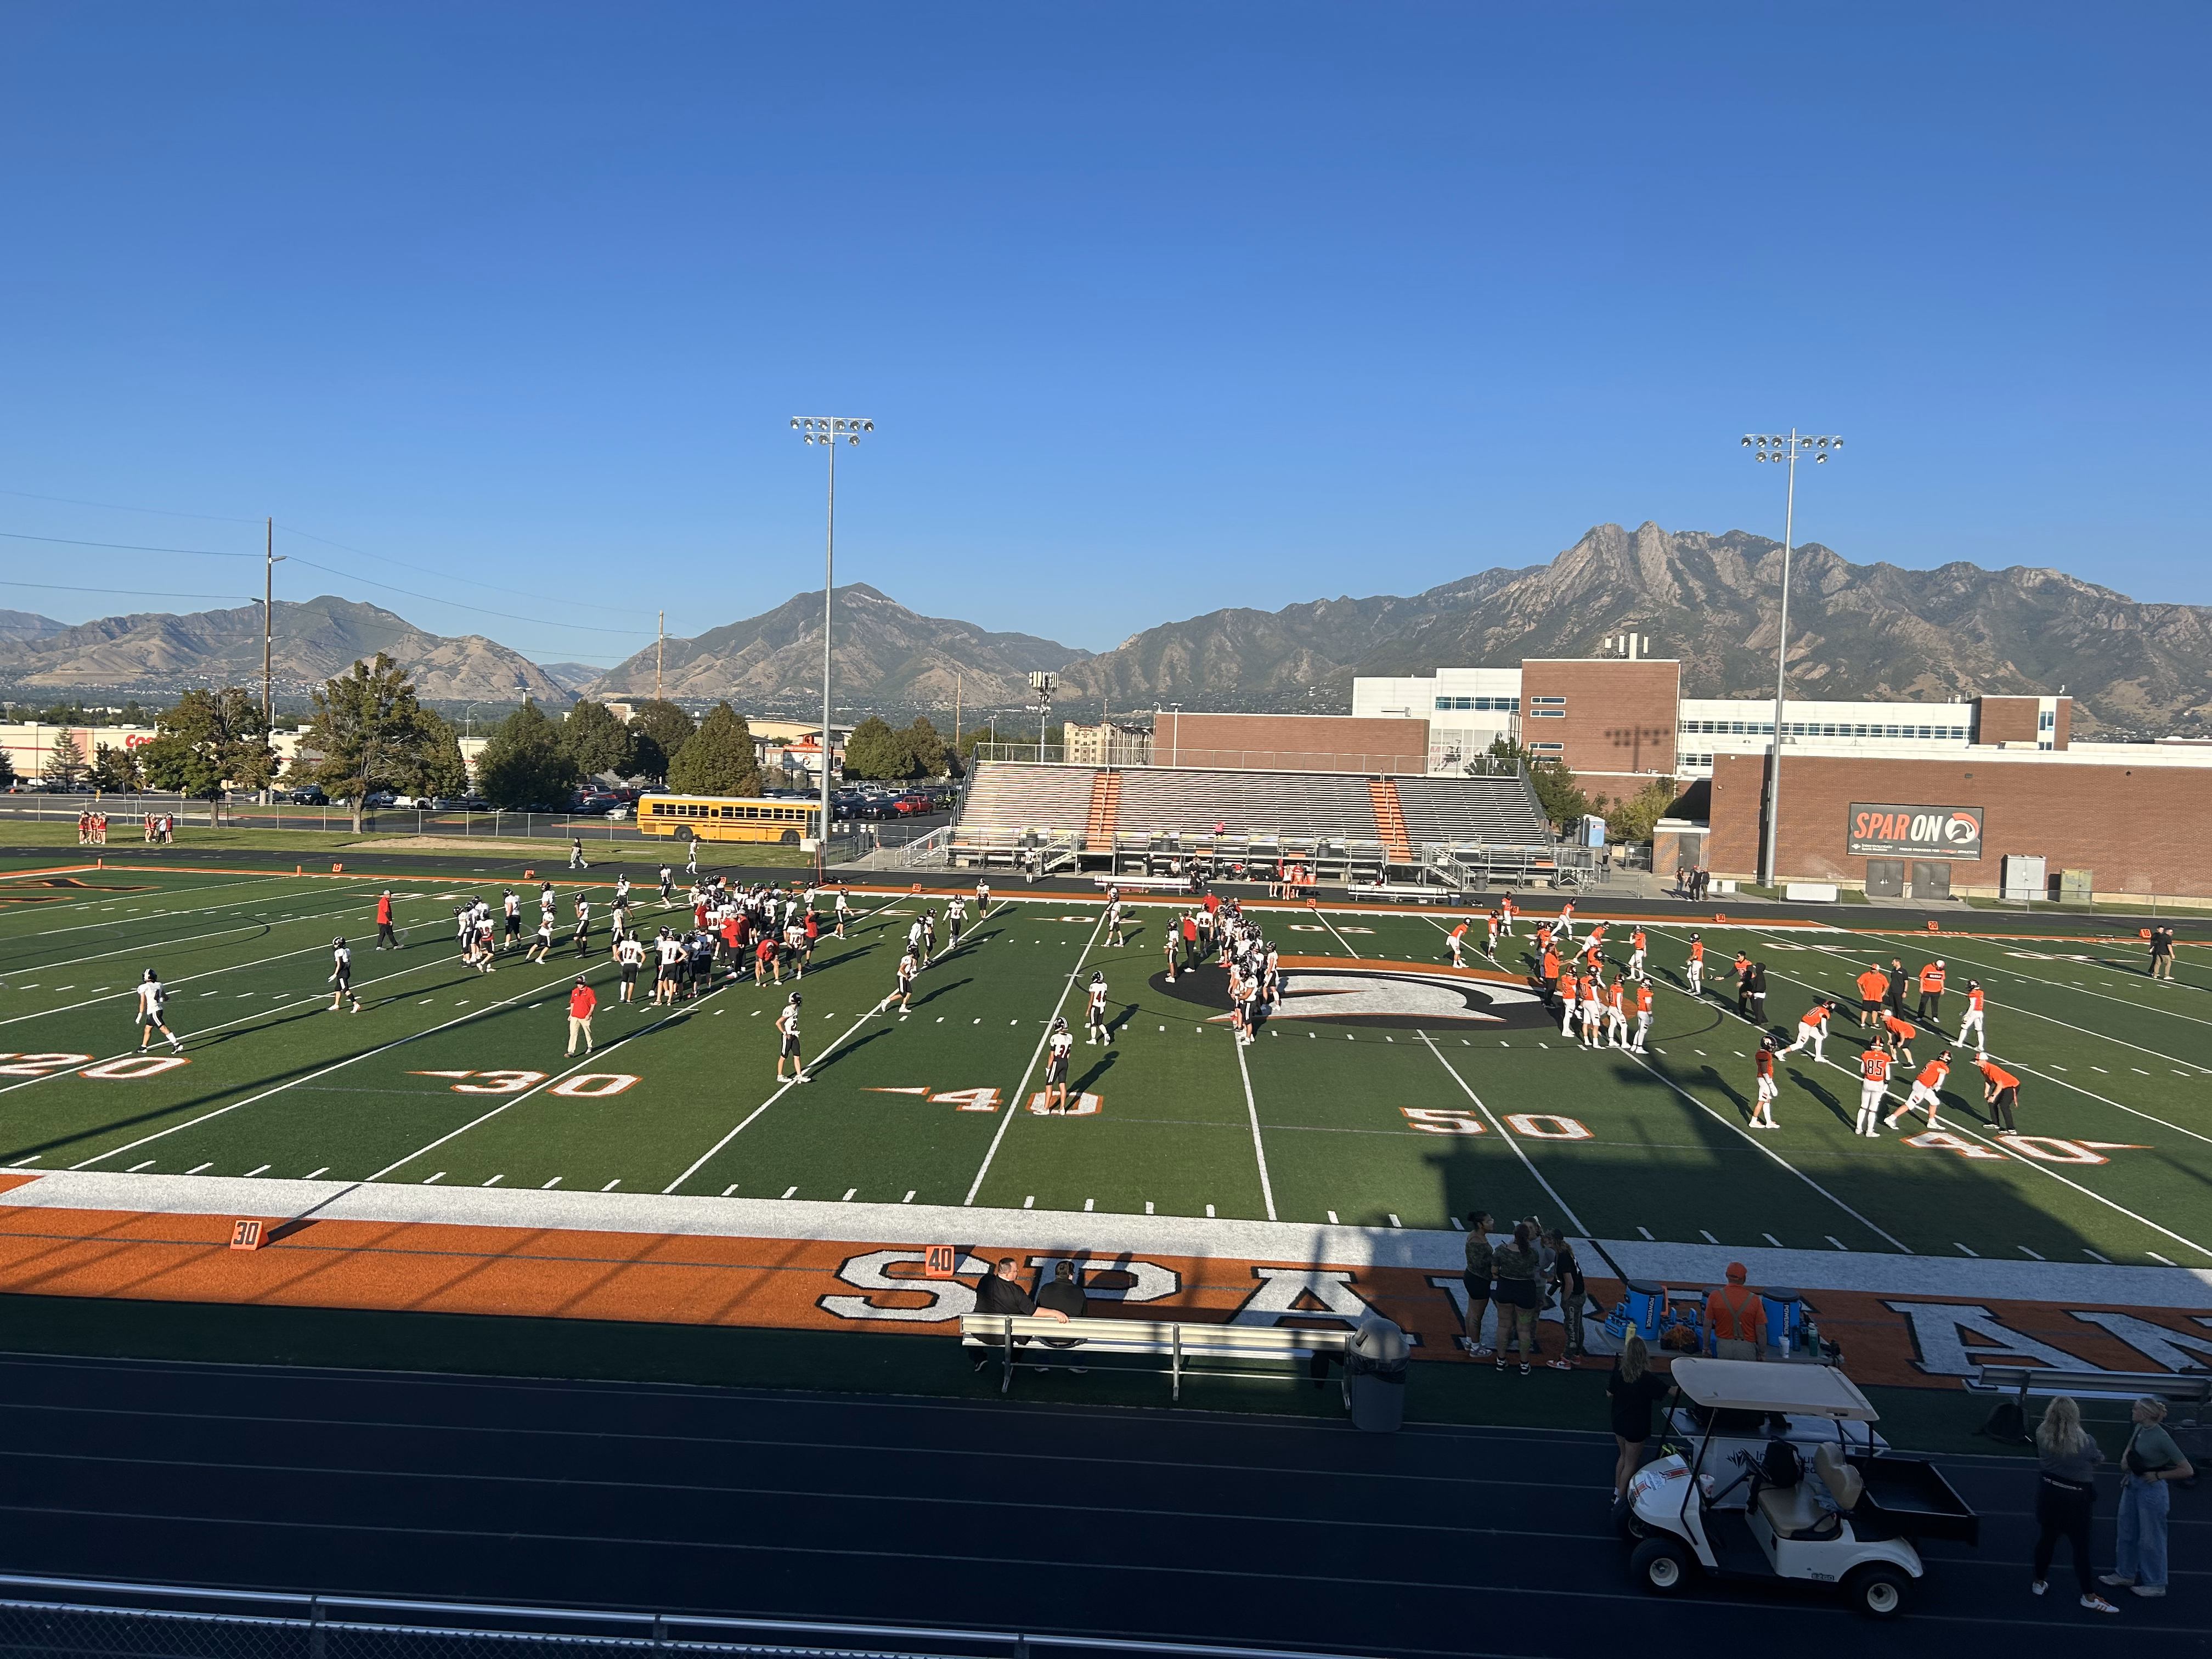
[1035, 1260, 1091, 1369]
[973, 1257, 1071, 1335]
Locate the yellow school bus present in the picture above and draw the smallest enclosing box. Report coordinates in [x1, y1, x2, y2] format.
[635, 793, 822, 845]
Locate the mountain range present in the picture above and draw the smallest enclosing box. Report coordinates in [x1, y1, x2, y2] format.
[5, 524, 2209, 734]
[0, 596, 571, 704]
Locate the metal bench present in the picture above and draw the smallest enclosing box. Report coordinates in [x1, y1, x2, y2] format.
[958, 1313, 1352, 1400]
[1970, 1364, 2210, 1429]
[1347, 881, 1448, 904]
[1091, 875, 1192, 893]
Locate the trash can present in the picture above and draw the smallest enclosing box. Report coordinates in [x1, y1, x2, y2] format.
[1342, 1317, 1409, 1433]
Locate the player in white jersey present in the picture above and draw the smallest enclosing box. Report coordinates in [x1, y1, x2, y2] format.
[887, 949, 919, 1015]
[571, 896, 592, 957]
[1086, 970, 1110, 1044]
[1578, 974, 1605, 1049]
[654, 930, 685, 1005]
[614, 873, 630, 906]
[907, 918, 927, 956]
[922, 909, 938, 956]
[472, 913, 497, 972]
[134, 969, 181, 1052]
[615, 933, 645, 1003]
[975, 879, 991, 915]
[834, 886, 852, 938]
[1956, 981, 1987, 1047]
[945, 895, 965, 950]
[327, 937, 362, 1013]
[502, 888, 522, 949]
[1106, 900, 1126, 947]
[1043, 1017, 1074, 1112]
[775, 992, 808, 1082]
[454, 906, 473, 961]
[658, 865, 675, 907]
[526, 915, 555, 965]
[783, 918, 808, 978]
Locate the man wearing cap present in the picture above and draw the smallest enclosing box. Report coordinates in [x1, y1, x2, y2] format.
[1705, 1263, 1768, 1362]
[1916, 958, 1947, 1026]
[566, 976, 597, 1056]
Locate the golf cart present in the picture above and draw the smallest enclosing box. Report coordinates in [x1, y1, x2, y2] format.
[1622, 1358, 1977, 1619]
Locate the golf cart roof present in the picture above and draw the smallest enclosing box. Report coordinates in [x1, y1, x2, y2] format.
[1669, 1358, 1880, 1421]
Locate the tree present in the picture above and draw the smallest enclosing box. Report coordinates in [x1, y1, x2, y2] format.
[1604, 776, 1679, 845]
[626, 699, 696, 781]
[298, 654, 430, 830]
[0, 748, 16, 789]
[1487, 735, 1589, 832]
[904, 716, 947, 778]
[562, 699, 637, 781]
[138, 687, 274, 808]
[411, 709, 471, 799]
[842, 715, 912, 781]
[667, 702, 761, 797]
[41, 730, 86, 787]
[474, 698, 579, 810]
[90, 741, 144, 793]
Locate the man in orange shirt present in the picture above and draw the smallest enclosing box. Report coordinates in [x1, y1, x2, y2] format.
[1881, 1009, 1917, 1068]
[1705, 1262, 1769, 1358]
[1605, 977, 1629, 1048]
[1685, 934, 1705, 996]
[1886, 1049, 1953, 1131]
[1978, 1053, 2021, 1132]
[375, 889, 399, 951]
[1855, 1042, 1892, 1137]
[1627, 927, 1648, 983]
[565, 975, 597, 1057]
[1958, 980, 1987, 1047]
[1559, 969, 1581, 1037]
[1631, 980, 1654, 1054]
[1538, 944, 1561, 1000]
[1751, 1037, 1779, 1128]
[1916, 960, 1947, 1026]
[1780, 998, 1834, 1063]
[1447, 918, 1470, 968]
[1855, 963, 1888, 1029]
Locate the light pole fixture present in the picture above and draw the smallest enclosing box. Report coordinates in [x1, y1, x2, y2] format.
[1028, 671, 1056, 759]
[1741, 431, 1843, 888]
[792, 416, 873, 873]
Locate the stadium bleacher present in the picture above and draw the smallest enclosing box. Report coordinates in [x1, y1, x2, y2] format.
[955, 763, 1098, 832]
[1395, 772, 1551, 848]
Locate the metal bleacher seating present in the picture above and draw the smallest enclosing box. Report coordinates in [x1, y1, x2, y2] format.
[1110, 769, 1376, 840]
[1394, 773, 1553, 849]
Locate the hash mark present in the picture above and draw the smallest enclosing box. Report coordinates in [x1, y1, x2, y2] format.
[127, 1160, 155, 1172]
[1699, 1229, 1718, 1243]
[244, 1164, 271, 1177]
[2019, 1245, 2044, 1260]
[1826, 1235, 1849, 1250]
[1084, 1198, 1095, 1212]
[541, 1177, 561, 1188]
[1954, 1243, 1978, 1257]
[1023, 1195, 1035, 1209]
[1205, 1204, 1216, 1217]
[902, 1190, 916, 1203]
[1387, 1214, 1402, 1228]
[483, 1175, 503, 1187]
[722, 1184, 738, 1196]
[601, 1180, 620, 1192]
[304, 1167, 329, 1180]
[1144, 1201, 1154, 1215]
[1762, 1233, 1782, 1248]
[841, 1188, 857, 1201]
[422, 1172, 444, 1184]
[1328, 1210, 1340, 1224]
[2148, 1251, 2176, 1266]
[186, 1163, 211, 1173]
[2084, 1248, 2110, 1263]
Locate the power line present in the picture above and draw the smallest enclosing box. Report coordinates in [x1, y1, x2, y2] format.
[278, 522, 656, 620]
[0, 580, 257, 602]
[0, 529, 256, 557]
[279, 555, 653, 637]
[0, 486, 265, 525]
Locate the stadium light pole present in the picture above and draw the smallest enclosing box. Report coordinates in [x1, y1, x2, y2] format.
[792, 416, 873, 876]
[1742, 431, 1842, 889]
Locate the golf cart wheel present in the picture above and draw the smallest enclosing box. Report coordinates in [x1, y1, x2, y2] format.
[1846, 1564, 1910, 1620]
[1629, 1536, 1693, 1595]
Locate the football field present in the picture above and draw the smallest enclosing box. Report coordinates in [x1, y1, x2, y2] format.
[0, 861, 2207, 1272]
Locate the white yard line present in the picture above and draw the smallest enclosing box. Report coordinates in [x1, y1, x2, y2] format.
[1230, 1032, 1278, 1221]
[1314, 910, 1364, 958]
[1416, 1032, 1590, 1238]
[0, 890, 387, 1003]
[2, 873, 294, 931]
[961, 907, 1111, 1206]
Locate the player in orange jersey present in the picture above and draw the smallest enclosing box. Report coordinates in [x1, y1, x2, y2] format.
[1685, 934, 1706, 996]
[1751, 1036, 1779, 1128]
[1886, 1049, 1953, 1131]
[1780, 998, 1835, 1063]
[1627, 927, 1648, 982]
[1630, 980, 1654, 1053]
[1855, 963, 1888, 1030]
[1957, 980, 1987, 1048]
[1855, 1043, 1892, 1137]
[1880, 1009, 1917, 1068]
[1977, 1053, 2021, 1131]
[1446, 918, 1470, 968]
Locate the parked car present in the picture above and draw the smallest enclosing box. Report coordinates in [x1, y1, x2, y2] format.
[287, 787, 330, 806]
[363, 790, 398, 808]
[429, 797, 473, 811]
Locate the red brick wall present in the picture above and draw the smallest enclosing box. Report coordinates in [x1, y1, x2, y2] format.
[1974, 696, 2040, 746]
[1709, 751, 2212, 896]
[1154, 712, 1428, 774]
[2052, 699, 2072, 750]
[1520, 659, 1680, 780]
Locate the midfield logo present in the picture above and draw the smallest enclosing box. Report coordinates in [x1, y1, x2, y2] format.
[1151, 956, 1553, 1030]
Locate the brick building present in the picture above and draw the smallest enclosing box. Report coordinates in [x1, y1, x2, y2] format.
[1151, 711, 1427, 775]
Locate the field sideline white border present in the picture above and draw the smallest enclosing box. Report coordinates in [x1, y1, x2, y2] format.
[1, 1170, 2206, 1309]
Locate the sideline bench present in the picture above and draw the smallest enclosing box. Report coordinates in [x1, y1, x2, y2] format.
[1091, 875, 1194, 893]
[1347, 881, 1447, 904]
[1970, 1364, 2210, 1413]
[958, 1314, 1352, 1401]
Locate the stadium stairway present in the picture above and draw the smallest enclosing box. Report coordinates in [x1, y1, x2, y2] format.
[1367, 778, 1413, 863]
[1082, 770, 1123, 845]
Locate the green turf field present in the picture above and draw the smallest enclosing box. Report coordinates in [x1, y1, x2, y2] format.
[0, 863, 2207, 1270]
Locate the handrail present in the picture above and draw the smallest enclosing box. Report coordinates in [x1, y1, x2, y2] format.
[0, 1573, 1380, 1659]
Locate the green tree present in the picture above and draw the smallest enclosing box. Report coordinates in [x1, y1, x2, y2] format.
[116, 700, 151, 726]
[1487, 735, 1589, 832]
[411, 709, 471, 798]
[90, 741, 144, 793]
[298, 654, 430, 830]
[41, 730, 87, 786]
[625, 699, 696, 781]
[562, 699, 637, 781]
[904, 716, 946, 778]
[473, 698, 580, 810]
[667, 702, 761, 797]
[841, 715, 912, 781]
[1604, 776, 1678, 845]
[0, 748, 15, 789]
[138, 687, 274, 807]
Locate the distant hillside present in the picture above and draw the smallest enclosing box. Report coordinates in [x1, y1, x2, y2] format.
[589, 584, 1090, 706]
[0, 609, 67, 645]
[1054, 522, 2212, 734]
[0, 595, 572, 703]
[538, 662, 604, 693]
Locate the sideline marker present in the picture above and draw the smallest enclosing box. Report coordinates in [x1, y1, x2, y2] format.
[922, 1244, 958, 1278]
[228, 1218, 267, 1252]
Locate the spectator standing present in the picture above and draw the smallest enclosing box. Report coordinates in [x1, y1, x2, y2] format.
[1607, 1333, 1669, 1502]
[1489, 1221, 1545, 1374]
[1459, 1209, 1495, 1357]
[1703, 1262, 1768, 1360]
[2032, 1396, 2117, 1612]
[1544, 1228, 1584, 1364]
[2101, 1396, 2194, 1599]
[2148, 924, 2175, 982]
[569, 837, 588, 871]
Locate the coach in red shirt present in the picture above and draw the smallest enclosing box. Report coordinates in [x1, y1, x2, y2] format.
[566, 977, 597, 1056]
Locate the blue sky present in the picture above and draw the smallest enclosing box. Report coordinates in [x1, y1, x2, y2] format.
[1, 3, 2204, 668]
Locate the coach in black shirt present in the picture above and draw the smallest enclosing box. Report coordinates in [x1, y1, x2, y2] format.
[973, 1258, 1070, 1330]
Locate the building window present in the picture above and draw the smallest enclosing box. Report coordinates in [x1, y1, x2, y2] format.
[1530, 708, 1564, 718]
[1530, 741, 1565, 753]
[1530, 696, 1565, 706]
[2039, 710, 2056, 730]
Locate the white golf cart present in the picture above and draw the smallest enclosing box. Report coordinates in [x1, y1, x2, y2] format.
[1622, 1358, 1978, 1618]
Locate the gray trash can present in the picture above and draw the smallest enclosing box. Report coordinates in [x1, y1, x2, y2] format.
[1342, 1317, 1409, 1432]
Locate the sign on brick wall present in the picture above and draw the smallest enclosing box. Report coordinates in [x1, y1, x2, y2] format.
[1847, 802, 1984, 859]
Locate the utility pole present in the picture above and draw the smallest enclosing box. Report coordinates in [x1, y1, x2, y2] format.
[792, 416, 874, 875]
[1741, 432, 1843, 888]
[656, 611, 664, 703]
[953, 670, 961, 776]
[261, 518, 286, 803]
